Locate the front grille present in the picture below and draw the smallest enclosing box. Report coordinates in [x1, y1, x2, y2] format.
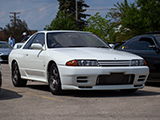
[96, 73, 135, 85]
[98, 60, 131, 67]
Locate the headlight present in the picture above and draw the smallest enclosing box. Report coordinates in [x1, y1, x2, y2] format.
[66, 60, 99, 66]
[131, 59, 147, 66]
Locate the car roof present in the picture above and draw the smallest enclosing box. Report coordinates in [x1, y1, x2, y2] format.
[0, 41, 8, 43]
[37, 30, 91, 34]
[141, 32, 160, 37]
[133, 34, 160, 38]
[150, 34, 160, 37]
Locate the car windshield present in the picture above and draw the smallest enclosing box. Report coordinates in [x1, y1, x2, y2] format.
[155, 36, 160, 46]
[0, 43, 12, 48]
[47, 32, 109, 48]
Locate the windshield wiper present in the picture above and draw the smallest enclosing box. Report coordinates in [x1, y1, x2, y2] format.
[68, 46, 87, 47]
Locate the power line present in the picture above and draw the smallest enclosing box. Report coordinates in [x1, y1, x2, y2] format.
[20, 0, 57, 13]
[0, 1, 56, 21]
[0, 17, 8, 22]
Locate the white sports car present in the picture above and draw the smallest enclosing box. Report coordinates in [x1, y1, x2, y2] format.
[9, 31, 149, 95]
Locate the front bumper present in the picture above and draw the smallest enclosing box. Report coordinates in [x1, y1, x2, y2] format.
[0, 55, 9, 63]
[58, 65, 149, 90]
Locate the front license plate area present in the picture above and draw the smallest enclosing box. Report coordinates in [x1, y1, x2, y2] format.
[96, 73, 135, 85]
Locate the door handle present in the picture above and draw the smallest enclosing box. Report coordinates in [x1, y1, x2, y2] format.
[26, 54, 28, 56]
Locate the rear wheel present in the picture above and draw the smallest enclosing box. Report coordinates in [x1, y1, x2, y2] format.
[48, 63, 62, 95]
[12, 62, 27, 87]
[120, 89, 138, 93]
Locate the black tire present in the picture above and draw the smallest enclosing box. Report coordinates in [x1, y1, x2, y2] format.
[48, 63, 62, 95]
[12, 62, 27, 87]
[120, 89, 138, 93]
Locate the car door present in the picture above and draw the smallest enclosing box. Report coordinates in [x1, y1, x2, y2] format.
[21, 33, 46, 81]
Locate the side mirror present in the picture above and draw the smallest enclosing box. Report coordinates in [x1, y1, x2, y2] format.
[149, 45, 156, 48]
[109, 44, 115, 49]
[149, 45, 160, 53]
[30, 43, 43, 50]
[156, 48, 160, 54]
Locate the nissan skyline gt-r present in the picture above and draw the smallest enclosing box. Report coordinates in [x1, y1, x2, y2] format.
[9, 31, 149, 95]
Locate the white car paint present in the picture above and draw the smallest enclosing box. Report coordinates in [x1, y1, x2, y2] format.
[9, 31, 149, 93]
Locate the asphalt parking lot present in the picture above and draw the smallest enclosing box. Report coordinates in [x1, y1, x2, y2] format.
[0, 64, 160, 120]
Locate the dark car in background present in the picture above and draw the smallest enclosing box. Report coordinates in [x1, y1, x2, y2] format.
[0, 64, 1, 91]
[0, 41, 13, 63]
[117, 32, 160, 82]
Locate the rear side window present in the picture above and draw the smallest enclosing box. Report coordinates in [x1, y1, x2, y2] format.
[120, 37, 138, 50]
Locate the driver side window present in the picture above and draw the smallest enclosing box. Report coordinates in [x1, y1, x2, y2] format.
[134, 38, 155, 50]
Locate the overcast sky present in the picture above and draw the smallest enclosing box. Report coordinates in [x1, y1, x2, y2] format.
[0, 0, 135, 30]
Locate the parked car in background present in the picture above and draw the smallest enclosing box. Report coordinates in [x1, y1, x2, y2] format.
[0, 63, 2, 91]
[9, 31, 149, 95]
[117, 32, 160, 81]
[114, 41, 127, 49]
[0, 41, 13, 63]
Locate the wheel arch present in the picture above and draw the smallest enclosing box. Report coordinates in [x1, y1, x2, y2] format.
[47, 60, 62, 94]
[47, 60, 57, 82]
[11, 59, 18, 69]
[11, 59, 21, 76]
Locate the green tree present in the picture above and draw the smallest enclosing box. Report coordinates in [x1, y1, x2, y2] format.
[108, 0, 138, 41]
[1, 18, 29, 43]
[44, 11, 77, 30]
[84, 12, 112, 42]
[108, 0, 160, 41]
[46, 0, 90, 30]
[136, 0, 160, 32]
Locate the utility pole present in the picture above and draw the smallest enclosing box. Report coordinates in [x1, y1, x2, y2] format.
[9, 12, 21, 26]
[76, 0, 78, 21]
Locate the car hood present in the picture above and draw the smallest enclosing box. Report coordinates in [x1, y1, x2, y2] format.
[0, 48, 12, 55]
[47, 47, 143, 64]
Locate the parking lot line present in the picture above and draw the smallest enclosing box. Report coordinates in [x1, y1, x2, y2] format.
[26, 92, 63, 102]
[2, 87, 63, 102]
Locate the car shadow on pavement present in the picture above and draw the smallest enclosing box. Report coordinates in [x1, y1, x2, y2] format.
[26, 84, 160, 98]
[27, 84, 50, 92]
[146, 82, 160, 87]
[60, 90, 160, 98]
[0, 89, 23, 100]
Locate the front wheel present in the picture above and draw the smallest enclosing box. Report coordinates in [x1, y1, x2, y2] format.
[48, 63, 62, 95]
[12, 62, 27, 87]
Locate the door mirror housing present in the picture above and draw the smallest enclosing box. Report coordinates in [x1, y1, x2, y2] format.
[30, 43, 43, 50]
[149, 45, 160, 53]
[149, 45, 156, 48]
